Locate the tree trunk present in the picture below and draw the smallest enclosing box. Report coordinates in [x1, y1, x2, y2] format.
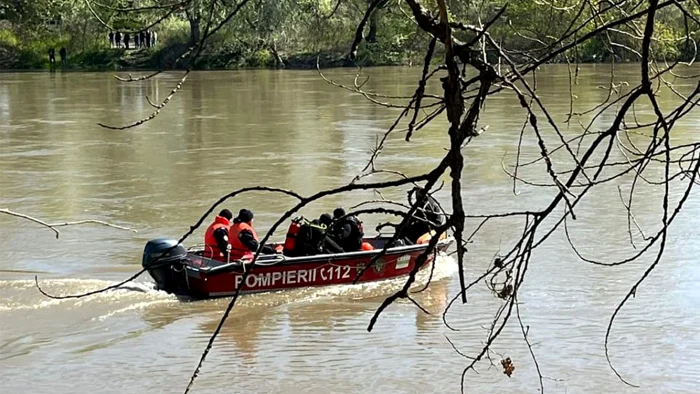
[189, 18, 201, 45]
[366, 0, 378, 43]
[367, 13, 378, 43]
[269, 41, 285, 68]
[187, 0, 201, 46]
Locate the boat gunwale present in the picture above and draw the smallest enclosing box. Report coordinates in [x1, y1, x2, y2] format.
[185, 236, 455, 275]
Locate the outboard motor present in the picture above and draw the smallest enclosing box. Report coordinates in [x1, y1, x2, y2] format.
[142, 238, 188, 294]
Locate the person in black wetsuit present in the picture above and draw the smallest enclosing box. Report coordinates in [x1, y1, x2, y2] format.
[329, 208, 364, 252]
[402, 187, 445, 243]
[286, 217, 328, 256]
[318, 213, 343, 253]
[283, 214, 343, 257]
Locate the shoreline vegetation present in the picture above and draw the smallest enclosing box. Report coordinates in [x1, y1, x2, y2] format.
[0, 43, 656, 73]
[1, 1, 696, 72]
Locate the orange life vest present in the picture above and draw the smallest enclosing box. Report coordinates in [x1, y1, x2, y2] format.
[204, 215, 230, 261]
[229, 221, 257, 261]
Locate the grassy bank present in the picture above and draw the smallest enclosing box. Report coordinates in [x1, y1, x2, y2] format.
[0, 39, 642, 72]
[0, 32, 419, 72]
[4, 37, 693, 72]
[1, 25, 695, 72]
[3, 0, 697, 72]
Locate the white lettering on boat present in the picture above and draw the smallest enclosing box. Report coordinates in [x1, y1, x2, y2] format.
[233, 265, 353, 289]
[298, 269, 308, 283]
[318, 265, 350, 281]
[272, 271, 282, 285]
[258, 273, 271, 287]
[246, 274, 256, 288]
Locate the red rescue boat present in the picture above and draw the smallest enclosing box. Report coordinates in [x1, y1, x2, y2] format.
[142, 235, 453, 299]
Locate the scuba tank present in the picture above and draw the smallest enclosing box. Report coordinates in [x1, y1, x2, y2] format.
[283, 217, 303, 254]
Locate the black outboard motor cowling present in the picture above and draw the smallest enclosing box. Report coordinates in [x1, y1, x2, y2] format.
[142, 238, 189, 294]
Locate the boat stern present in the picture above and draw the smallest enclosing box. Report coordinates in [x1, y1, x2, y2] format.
[142, 238, 189, 294]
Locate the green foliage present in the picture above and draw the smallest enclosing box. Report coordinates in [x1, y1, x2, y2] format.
[2, 0, 700, 70]
[0, 0, 65, 27]
[70, 49, 124, 70]
[193, 43, 246, 69]
[0, 28, 19, 46]
[248, 49, 275, 67]
[156, 17, 190, 47]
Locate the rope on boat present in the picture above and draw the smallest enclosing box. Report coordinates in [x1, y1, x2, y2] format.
[171, 262, 190, 291]
[252, 254, 287, 266]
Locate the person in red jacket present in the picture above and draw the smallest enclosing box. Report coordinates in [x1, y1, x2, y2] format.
[204, 209, 233, 261]
[229, 209, 276, 261]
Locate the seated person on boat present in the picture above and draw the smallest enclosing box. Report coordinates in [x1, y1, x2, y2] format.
[203, 209, 233, 262]
[402, 187, 446, 244]
[329, 208, 364, 252]
[229, 209, 276, 261]
[318, 213, 345, 253]
[284, 215, 342, 257]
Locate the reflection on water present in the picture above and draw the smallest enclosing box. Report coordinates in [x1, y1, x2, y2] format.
[1, 67, 699, 393]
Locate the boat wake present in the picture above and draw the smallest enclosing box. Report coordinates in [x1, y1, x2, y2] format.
[0, 255, 458, 316]
[91, 299, 179, 322]
[0, 278, 174, 313]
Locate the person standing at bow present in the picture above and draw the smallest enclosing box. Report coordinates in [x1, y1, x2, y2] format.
[203, 209, 233, 262]
[229, 209, 276, 261]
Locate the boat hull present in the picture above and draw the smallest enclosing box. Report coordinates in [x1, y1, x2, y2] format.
[147, 236, 453, 299]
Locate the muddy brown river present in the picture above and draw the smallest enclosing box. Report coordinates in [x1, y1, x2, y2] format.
[1, 66, 698, 393]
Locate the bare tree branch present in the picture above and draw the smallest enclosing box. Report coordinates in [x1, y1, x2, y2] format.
[0, 208, 137, 238]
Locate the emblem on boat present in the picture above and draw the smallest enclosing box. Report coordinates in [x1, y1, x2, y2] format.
[373, 258, 386, 273]
[356, 264, 365, 275]
[396, 255, 410, 269]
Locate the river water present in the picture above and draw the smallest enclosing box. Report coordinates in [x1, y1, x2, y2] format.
[1, 66, 698, 393]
